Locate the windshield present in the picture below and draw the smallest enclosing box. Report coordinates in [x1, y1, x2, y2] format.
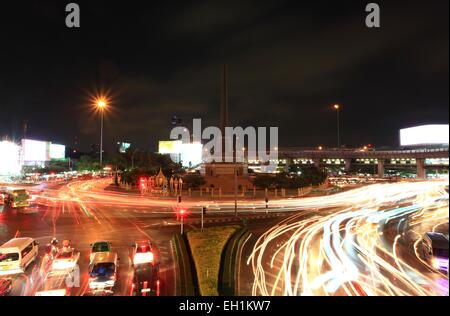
[0, 252, 20, 263]
[56, 251, 73, 259]
[92, 243, 109, 252]
[434, 248, 449, 258]
[13, 190, 28, 197]
[90, 263, 115, 278]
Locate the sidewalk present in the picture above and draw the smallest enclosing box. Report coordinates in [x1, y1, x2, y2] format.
[103, 183, 328, 202]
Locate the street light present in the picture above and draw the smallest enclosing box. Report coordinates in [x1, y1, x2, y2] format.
[333, 104, 341, 148]
[95, 98, 108, 166]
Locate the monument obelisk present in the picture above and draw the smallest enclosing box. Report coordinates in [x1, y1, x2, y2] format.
[220, 63, 231, 162]
[201, 64, 250, 192]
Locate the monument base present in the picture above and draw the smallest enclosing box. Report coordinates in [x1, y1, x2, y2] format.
[201, 162, 253, 193]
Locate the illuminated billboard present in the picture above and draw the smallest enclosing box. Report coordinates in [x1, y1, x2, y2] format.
[22, 139, 50, 162]
[180, 143, 203, 167]
[49, 144, 66, 159]
[159, 140, 182, 164]
[158, 141, 202, 167]
[400, 125, 449, 147]
[158, 140, 182, 154]
[0, 141, 21, 176]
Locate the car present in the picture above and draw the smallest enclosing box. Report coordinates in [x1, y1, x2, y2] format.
[88, 252, 119, 292]
[131, 241, 156, 266]
[0, 193, 4, 214]
[0, 278, 12, 296]
[0, 237, 39, 276]
[90, 241, 112, 262]
[2, 188, 30, 208]
[51, 247, 80, 271]
[35, 271, 70, 296]
[18, 204, 41, 214]
[421, 232, 449, 274]
[132, 264, 160, 296]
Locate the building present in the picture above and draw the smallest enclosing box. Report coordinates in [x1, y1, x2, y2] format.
[21, 139, 66, 167]
[0, 140, 21, 176]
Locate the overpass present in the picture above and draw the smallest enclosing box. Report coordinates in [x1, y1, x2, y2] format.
[247, 147, 449, 179]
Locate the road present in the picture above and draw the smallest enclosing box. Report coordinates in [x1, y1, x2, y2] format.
[1, 179, 178, 296]
[0, 178, 300, 296]
[241, 181, 449, 296]
[2, 179, 448, 296]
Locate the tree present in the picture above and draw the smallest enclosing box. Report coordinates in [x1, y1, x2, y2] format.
[252, 167, 327, 189]
[252, 174, 275, 189]
[76, 155, 101, 171]
[300, 167, 327, 186]
[183, 173, 206, 189]
[120, 149, 185, 183]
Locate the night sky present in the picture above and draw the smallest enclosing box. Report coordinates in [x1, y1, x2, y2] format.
[0, 0, 448, 152]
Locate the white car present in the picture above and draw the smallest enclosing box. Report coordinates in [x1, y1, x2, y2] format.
[131, 241, 156, 266]
[89, 252, 119, 291]
[51, 248, 79, 271]
[35, 271, 70, 296]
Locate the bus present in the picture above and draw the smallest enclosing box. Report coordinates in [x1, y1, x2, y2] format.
[2, 188, 30, 208]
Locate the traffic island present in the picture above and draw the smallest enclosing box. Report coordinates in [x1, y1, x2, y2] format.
[218, 227, 251, 296]
[173, 233, 198, 296]
[186, 225, 240, 296]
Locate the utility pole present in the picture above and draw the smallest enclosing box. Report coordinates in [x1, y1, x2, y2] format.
[234, 164, 238, 217]
[201, 206, 206, 230]
[100, 110, 104, 166]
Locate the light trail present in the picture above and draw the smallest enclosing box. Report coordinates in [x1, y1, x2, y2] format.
[247, 181, 449, 296]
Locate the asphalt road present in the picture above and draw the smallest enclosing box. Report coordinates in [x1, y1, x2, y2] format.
[239, 181, 449, 296]
[2, 179, 448, 297]
[1, 180, 179, 296]
[0, 178, 298, 296]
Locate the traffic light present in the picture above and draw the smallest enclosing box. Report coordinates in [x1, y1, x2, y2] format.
[202, 206, 207, 215]
[179, 209, 187, 217]
[139, 177, 147, 190]
[177, 195, 182, 203]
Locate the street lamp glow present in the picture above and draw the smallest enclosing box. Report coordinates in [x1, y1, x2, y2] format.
[96, 99, 107, 109]
[93, 96, 110, 167]
[333, 104, 340, 110]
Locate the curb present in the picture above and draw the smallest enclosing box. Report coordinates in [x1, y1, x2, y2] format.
[188, 212, 289, 226]
[218, 227, 250, 296]
[172, 233, 198, 296]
